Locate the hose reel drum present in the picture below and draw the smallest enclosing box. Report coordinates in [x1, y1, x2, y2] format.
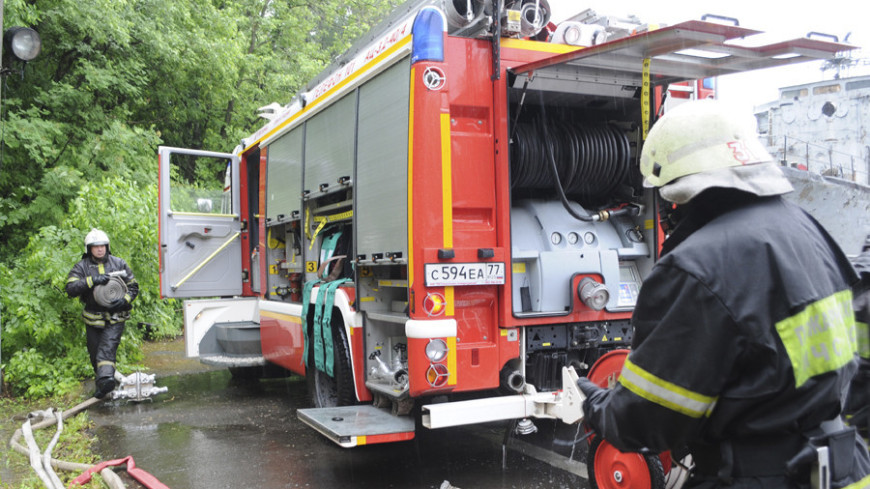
[93, 276, 127, 308]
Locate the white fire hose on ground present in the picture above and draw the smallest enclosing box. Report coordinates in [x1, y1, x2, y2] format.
[8, 371, 168, 488]
[10, 397, 126, 489]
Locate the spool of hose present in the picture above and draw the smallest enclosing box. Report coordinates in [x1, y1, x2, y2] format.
[510, 119, 631, 206]
[93, 276, 127, 307]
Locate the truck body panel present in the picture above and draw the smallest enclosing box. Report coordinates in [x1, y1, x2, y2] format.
[157, 0, 853, 447]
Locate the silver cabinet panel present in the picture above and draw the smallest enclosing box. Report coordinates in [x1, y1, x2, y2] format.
[356, 59, 411, 259]
[266, 126, 303, 222]
[304, 94, 356, 194]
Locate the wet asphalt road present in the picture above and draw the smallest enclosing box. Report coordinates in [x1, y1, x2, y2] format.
[88, 370, 590, 489]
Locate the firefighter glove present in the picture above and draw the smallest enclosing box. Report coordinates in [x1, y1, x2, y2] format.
[92, 274, 110, 286]
[107, 297, 128, 312]
[577, 377, 605, 397]
[577, 376, 611, 435]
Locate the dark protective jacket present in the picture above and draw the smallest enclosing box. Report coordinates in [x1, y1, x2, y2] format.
[847, 248, 870, 439]
[66, 252, 139, 326]
[582, 191, 870, 487]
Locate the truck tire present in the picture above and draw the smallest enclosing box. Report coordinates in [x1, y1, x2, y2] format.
[229, 364, 291, 380]
[307, 311, 356, 408]
[229, 366, 261, 379]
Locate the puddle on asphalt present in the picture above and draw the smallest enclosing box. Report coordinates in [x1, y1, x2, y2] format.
[88, 370, 587, 489]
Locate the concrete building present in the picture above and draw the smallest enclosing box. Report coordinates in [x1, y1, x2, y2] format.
[754, 74, 870, 185]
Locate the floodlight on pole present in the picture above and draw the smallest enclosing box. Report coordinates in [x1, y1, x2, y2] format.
[4, 27, 41, 62]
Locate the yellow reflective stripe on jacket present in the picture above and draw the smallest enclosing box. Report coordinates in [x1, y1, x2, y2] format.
[857, 320, 869, 360]
[82, 310, 106, 327]
[841, 473, 870, 489]
[775, 289, 857, 388]
[618, 356, 718, 419]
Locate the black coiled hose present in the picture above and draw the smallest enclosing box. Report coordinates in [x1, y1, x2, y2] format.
[510, 118, 631, 208]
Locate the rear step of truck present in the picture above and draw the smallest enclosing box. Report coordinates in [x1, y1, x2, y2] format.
[200, 321, 266, 368]
[297, 405, 415, 448]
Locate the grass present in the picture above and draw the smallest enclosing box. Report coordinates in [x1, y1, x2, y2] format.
[0, 391, 111, 488]
[0, 392, 114, 488]
[0, 338, 196, 488]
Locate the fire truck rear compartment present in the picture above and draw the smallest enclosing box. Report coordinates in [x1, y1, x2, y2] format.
[523, 321, 632, 390]
[505, 77, 655, 393]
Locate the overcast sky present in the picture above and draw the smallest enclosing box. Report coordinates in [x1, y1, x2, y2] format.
[547, 0, 870, 113]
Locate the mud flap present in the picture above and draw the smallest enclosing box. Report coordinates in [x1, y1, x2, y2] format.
[303, 278, 352, 376]
[300, 279, 321, 368]
[319, 279, 350, 376]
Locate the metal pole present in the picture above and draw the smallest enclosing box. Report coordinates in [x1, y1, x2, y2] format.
[783, 135, 787, 166]
[1, 0, 5, 395]
[851, 156, 855, 182]
[1, 0, 5, 63]
[806, 143, 810, 171]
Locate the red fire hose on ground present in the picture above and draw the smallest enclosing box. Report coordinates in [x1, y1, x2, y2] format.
[70, 455, 170, 489]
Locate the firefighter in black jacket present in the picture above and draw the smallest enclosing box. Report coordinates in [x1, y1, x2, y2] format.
[847, 241, 870, 441]
[66, 228, 139, 398]
[577, 100, 870, 488]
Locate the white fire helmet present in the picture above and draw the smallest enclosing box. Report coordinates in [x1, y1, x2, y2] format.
[84, 228, 110, 250]
[639, 99, 793, 204]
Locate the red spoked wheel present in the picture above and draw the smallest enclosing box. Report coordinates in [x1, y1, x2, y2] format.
[584, 349, 673, 489]
[587, 349, 630, 388]
[587, 437, 665, 489]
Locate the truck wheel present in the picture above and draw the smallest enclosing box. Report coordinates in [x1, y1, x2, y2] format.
[229, 366, 260, 379]
[307, 313, 356, 408]
[587, 436, 665, 489]
[229, 364, 291, 380]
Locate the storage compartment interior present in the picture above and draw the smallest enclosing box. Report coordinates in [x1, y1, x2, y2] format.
[507, 83, 656, 316]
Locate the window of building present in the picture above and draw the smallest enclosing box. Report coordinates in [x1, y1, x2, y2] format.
[813, 84, 841, 95]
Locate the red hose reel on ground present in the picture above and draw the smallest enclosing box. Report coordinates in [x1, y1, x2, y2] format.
[584, 349, 675, 489]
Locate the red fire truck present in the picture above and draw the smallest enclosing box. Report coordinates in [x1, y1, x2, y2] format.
[157, 0, 848, 482]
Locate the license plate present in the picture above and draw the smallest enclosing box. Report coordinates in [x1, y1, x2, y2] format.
[424, 262, 505, 287]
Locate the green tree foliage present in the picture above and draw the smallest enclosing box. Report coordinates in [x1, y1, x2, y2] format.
[1, 0, 399, 396]
[0, 176, 178, 397]
[1, 0, 399, 257]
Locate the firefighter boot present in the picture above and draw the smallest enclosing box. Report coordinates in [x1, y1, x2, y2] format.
[95, 376, 116, 399]
[95, 361, 117, 399]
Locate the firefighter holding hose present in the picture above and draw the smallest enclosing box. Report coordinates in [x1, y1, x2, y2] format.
[66, 228, 139, 399]
[577, 100, 870, 488]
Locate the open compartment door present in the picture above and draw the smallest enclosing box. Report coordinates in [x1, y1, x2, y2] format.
[159, 146, 243, 298]
[509, 20, 852, 94]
